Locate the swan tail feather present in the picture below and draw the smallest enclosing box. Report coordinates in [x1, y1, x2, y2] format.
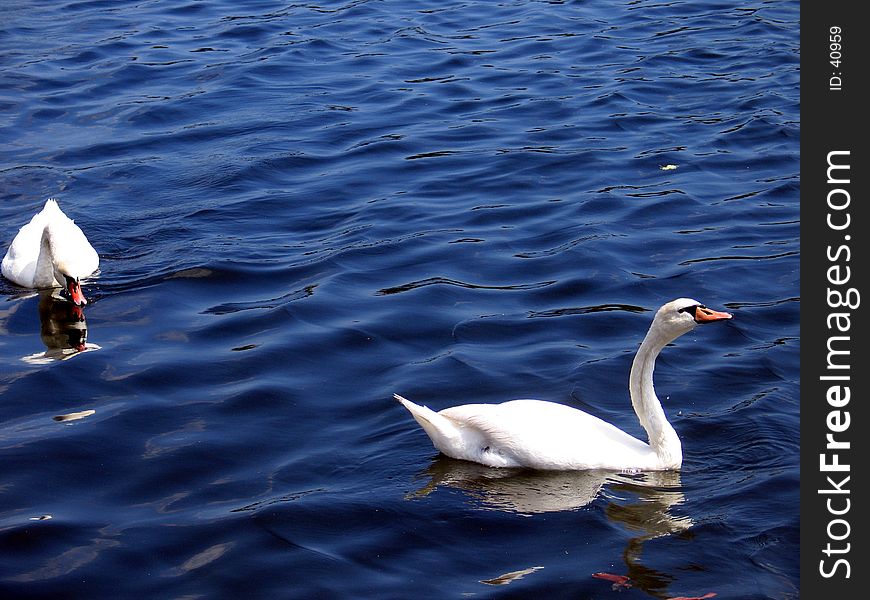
[394, 394, 461, 452]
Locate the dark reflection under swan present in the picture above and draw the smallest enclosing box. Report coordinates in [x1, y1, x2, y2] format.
[21, 291, 100, 364]
[409, 455, 690, 523]
[409, 457, 696, 595]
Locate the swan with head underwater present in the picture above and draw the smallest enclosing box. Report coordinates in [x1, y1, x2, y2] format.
[2, 199, 99, 306]
[395, 298, 732, 471]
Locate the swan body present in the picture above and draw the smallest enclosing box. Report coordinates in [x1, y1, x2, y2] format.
[2, 199, 99, 305]
[396, 298, 732, 471]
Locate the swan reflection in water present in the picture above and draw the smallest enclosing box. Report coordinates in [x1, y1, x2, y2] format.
[410, 456, 690, 520]
[408, 457, 694, 594]
[21, 291, 100, 364]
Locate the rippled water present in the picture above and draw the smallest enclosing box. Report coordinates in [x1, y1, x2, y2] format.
[1, 1, 799, 598]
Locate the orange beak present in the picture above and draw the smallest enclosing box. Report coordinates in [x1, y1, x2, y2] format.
[66, 276, 87, 307]
[694, 306, 731, 323]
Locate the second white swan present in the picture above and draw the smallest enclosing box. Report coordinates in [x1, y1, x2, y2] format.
[395, 298, 732, 471]
[2, 199, 99, 306]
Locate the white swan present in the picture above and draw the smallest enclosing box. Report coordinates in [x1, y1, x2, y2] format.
[395, 298, 732, 471]
[2, 199, 99, 306]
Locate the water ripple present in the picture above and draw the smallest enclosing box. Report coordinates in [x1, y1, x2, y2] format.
[377, 277, 556, 296]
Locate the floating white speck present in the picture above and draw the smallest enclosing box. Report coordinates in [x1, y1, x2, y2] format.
[53, 409, 96, 422]
[480, 566, 544, 586]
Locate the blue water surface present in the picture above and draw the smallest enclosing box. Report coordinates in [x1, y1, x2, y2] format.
[1, 1, 799, 598]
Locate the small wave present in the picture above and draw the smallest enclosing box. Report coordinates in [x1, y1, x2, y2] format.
[376, 276, 555, 296]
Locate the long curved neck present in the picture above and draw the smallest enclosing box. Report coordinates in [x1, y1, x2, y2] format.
[34, 225, 59, 288]
[629, 326, 682, 468]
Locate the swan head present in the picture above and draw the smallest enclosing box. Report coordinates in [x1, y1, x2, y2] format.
[652, 298, 732, 341]
[60, 272, 87, 307]
[43, 231, 89, 306]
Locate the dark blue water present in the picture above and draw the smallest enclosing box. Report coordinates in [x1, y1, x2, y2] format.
[1, 1, 799, 598]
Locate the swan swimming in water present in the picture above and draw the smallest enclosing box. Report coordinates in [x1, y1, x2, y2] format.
[395, 298, 732, 471]
[2, 199, 99, 306]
